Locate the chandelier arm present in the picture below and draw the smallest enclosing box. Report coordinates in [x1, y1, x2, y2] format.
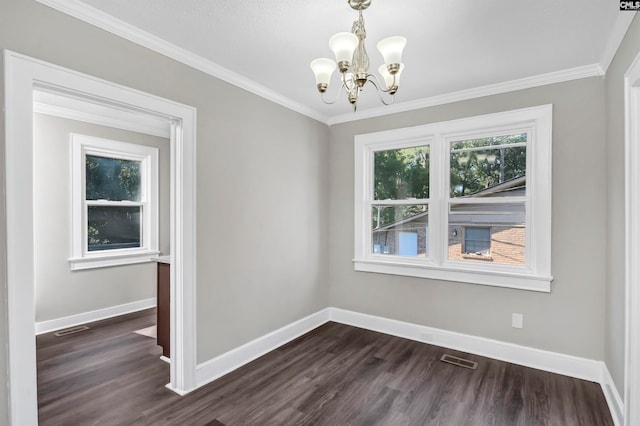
[367, 73, 397, 94]
[319, 81, 347, 105]
[367, 76, 397, 106]
[342, 72, 355, 91]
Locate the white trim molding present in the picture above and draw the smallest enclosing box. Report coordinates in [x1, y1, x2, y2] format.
[624, 49, 640, 426]
[35, 298, 156, 335]
[194, 306, 617, 423]
[34, 0, 617, 126]
[34, 0, 327, 124]
[601, 11, 637, 74]
[329, 64, 603, 126]
[196, 309, 331, 388]
[68, 250, 160, 270]
[33, 89, 171, 138]
[4, 50, 198, 425]
[333, 308, 621, 424]
[329, 308, 603, 382]
[602, 363, 625, 426]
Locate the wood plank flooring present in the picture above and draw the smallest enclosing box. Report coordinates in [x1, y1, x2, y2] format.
[37, 309, 613, 425]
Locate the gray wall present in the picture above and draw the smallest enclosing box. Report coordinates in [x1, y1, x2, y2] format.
[33, 113, 170, 323]
[1, 0, 329, 391]
[605, 14, 640, 396]
[328, 77, 607, 360]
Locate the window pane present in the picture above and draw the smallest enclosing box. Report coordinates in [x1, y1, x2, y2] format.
[374, 146, 429, 200]
[88, 206, 141, 251]
[450, 134, 526, 198]
[448, 202, 525, 265]
[86, 155, 141, 201]
[372, 204, 428, 257]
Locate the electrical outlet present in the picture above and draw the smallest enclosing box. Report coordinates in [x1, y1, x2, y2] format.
[512, 313, 524, 329]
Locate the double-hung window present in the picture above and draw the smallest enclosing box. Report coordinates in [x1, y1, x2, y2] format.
[69, 134, 159, 270]
[354, 105, 552, 292]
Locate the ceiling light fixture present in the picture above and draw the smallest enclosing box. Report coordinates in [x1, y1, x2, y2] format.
[310, 0, 407, 111]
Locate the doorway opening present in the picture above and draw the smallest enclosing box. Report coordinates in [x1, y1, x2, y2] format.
[4, 50, 197, 425]
[31, 94, 173, 421]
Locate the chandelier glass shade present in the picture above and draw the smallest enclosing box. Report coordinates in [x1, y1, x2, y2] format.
[310, 0, 406, 111]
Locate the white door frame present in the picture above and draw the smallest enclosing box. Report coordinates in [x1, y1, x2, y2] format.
[3, 50, 198, 425]
[625, 50, 640, 426]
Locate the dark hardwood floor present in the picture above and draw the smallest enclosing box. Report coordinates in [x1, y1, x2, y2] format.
[37, 309, 613, 425]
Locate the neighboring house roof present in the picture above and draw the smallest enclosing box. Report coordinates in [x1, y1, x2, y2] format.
[374, 211, 429, 232]
[461, 175, 526, 198]
[374, 176, 526, 232]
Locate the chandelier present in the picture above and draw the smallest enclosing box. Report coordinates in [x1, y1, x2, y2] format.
[310, 0, 406, 111]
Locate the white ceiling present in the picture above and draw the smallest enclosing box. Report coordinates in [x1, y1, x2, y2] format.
[47, 0, 631, 123]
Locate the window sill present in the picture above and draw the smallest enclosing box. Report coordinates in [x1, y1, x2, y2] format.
[353, 258, 552, 293]
[461, 253, 494, 262]
[69, 250, 160, 271]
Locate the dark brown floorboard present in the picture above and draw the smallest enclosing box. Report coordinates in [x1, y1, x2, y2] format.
[37, 309, 613, 425]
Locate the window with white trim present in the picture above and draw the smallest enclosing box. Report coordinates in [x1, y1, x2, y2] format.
[354, 105, 553, 292]
[69, 134, 159, 270]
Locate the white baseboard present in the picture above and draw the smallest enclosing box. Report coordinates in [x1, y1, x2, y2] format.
[194, 306, 618, 423]
[165, 382, 189, 396]
[329, 308, 603, 382]
[35, 297, 157, 335]
[601, 363, 624, 426]
[195, 308, 330, 388]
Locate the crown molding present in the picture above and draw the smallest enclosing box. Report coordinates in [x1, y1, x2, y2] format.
[34, 0, 330, 124]
[327, 63, 604, 125]
[36, 0, 622, 127]
[600, 11, 637, 73]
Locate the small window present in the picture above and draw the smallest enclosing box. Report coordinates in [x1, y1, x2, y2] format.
[69, 134, 159, 270]
[464, 227, 491, 255]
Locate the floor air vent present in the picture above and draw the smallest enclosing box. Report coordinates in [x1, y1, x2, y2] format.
[54, 325, 90, 337]
[440, 354, 478, 370]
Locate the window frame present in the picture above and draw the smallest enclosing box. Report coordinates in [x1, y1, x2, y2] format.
[354, 105, 553, 292]
[69, 133, 159, 270]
